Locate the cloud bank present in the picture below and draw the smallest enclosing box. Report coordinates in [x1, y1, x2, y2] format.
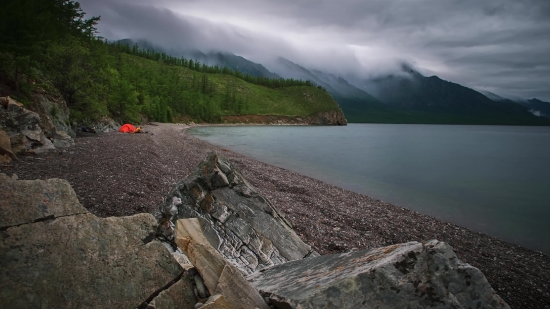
[80, 0, 550, 101]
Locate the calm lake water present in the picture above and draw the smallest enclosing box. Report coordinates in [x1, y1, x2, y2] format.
[188, 124, 550, 253]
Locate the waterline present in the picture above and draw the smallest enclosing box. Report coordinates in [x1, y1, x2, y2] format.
[189, 124, 550, 253]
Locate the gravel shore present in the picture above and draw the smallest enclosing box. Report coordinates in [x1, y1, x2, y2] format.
[1, 123, 548, 308]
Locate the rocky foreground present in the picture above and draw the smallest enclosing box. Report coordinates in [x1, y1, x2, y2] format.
[0, 123, 549, 308]
[1, 154, 509, 308]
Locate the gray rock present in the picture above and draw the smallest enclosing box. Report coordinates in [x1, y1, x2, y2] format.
[247, 240, 510, 309]
[0, 174, 193, 308]
[32, 93, 75, 138]
[52, 129, 74, 148]
[147, 273, 197, 309]
[92, 116, 121, 132]
[34, 137, 56, 153]
[0, 96, 57, 153]
[194, 302, 204, 309]
[175, 218, 270, 309]
[0, 174, 87, 229]
[7, 132, 27, 154]
[200, 294, 233, 309]
[157, 152, 318, 275]
[195, 275, 208, 299]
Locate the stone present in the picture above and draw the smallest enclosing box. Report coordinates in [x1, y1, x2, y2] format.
[8, 132, 27, 154]
[0, 174, 87, 229]
[27, 93, 71, 138]
[175, 218, 269, 309]
[195, 275, 208, 299]
[246, 240, 510, 309]
[34, 137, 56, 153]
[52, 129, 75, 148]
[147, 273, 197, 309]
[157, 152, 318, 275]
[201, 294, 233, 309]
[0, 95, 75, 152]
[92, 116, 120, 132]
[0, 96, 48, 153]
[0, 174, 193, 308]
[0, 129, 17, 162]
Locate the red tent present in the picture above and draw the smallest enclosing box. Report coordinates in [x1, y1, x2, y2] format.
[118, 124, 136, 133]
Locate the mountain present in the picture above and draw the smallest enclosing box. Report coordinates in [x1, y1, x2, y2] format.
[187, 50, 280, 79]
[351, 65, 550, 125]
[119, 40, 549, 125]
[479, 91, 550, 119]
[479, 91, 506, 101]
[270, 58, 414, 123]
[517, 98, 550, 118]
[118, 39, 279, 79]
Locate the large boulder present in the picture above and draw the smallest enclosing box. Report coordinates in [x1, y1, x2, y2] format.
[0, 174, 196, 309]
[156, 152, 318, 275]
[247, 240, 510, 309]
[0, 96, 44, 150]
[32, 92, 76, 139]
[0, 96, 74, 153]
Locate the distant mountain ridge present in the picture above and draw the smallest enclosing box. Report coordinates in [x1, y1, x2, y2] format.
[478, 91, 550, 119]
[269, 57, 407, 123]
[517, 98, 550, 118]
[119, 39, 550, 125]
[186, 50, 280, 79]
[349, 66, 550, 125]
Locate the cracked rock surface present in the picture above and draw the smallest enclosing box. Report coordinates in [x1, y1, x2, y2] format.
[175, 218, 270, 309]
[247, 240, 510, 309]
[0, 173, 196, 309]
[157, 152, 318, 275]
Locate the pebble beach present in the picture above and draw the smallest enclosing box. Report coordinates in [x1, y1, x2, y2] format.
[1, 123, 548, 309]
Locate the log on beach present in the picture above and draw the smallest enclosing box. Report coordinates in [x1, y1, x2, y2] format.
[1, 123, 548, 309]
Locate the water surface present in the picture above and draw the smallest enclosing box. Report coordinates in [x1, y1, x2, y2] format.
[188, 124, 550, 253]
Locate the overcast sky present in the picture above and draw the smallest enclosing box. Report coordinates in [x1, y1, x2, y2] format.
[79, 0, 550, 101]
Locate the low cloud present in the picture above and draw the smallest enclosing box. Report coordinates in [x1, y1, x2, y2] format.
[80, 0, 550, 101]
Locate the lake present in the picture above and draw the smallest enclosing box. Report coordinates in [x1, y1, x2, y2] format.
[188, 124, 550, 253]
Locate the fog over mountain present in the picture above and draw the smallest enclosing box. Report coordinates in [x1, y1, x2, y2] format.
[80, 0, 550, 101]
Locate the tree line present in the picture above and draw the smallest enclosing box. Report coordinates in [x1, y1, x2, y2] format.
[109, 41, 326, 91]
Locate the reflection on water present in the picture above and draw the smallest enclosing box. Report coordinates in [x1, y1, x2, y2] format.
[189, 124, 550, 253]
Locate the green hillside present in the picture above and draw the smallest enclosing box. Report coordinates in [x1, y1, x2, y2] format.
[0, 0, 341, 125]
[117, 53, 341, 123]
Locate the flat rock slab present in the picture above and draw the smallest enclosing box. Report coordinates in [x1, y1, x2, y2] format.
[0, 174, 88, 229]
[247, 240, 510, 309]
[0, 174, 194, 309]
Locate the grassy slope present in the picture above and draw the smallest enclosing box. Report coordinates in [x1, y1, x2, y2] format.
[124, 54, 341, 118]
[208, 74, 341, 116]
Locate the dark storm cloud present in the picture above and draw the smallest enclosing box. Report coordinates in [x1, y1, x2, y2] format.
[79, 0, 550, 101]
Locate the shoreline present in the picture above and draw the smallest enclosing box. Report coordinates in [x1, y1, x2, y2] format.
[1, 123, 548, 308]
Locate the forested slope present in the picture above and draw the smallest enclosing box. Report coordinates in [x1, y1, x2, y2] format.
[0, 0, 343, 125]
